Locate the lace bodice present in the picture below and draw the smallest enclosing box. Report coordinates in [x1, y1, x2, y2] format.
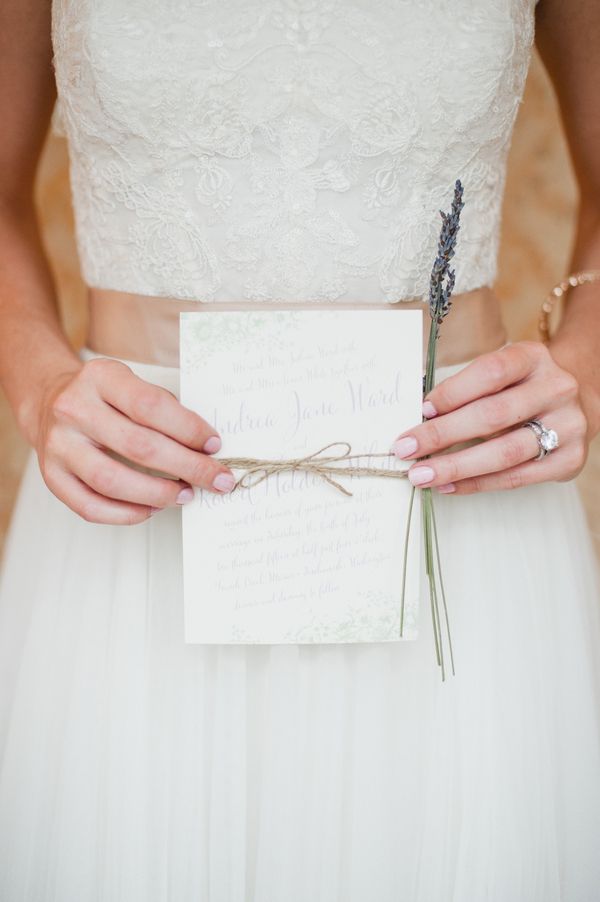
[51, 0, 538, 304]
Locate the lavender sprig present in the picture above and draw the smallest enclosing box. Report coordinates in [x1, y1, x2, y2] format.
[401, 179, 464, 680]
[424, 180, 464, 397]
[429, 181, 464, 325]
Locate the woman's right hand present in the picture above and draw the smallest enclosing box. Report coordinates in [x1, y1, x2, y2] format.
[33, 356, 236, 525]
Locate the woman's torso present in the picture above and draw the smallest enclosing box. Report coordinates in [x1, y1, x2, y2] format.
[51, 0, 538, 361]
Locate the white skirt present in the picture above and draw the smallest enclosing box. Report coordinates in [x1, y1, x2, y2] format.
[0, 350, 599, 902]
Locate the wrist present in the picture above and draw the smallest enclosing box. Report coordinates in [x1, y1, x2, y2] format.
[15, 353, 83, 448]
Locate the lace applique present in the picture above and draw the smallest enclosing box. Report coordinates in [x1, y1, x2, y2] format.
[51, 0, 537, 303]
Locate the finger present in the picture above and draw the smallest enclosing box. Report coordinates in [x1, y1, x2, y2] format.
[421, 343, 540, 418]
[82, 402, 236, 493]
[43, 463, 157, 525]
[405, 418, 547, 488]
[63, 439, 195, 508]
[392, 379, 553, 459]
[446, 410, 586, 494]
[89, 357, 221, 453]
[448, 446, 578, 495]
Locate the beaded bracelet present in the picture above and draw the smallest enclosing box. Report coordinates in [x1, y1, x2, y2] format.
[539, 269, 600, 343]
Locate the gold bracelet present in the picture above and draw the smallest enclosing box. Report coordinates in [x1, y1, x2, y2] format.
[539, 269, 600, 343]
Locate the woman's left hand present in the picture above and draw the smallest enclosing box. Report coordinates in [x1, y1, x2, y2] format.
[391, 341, 590, 495]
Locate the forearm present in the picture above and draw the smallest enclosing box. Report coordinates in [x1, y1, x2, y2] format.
[547, 213, 600, 440]
[0, 201, 82, 446]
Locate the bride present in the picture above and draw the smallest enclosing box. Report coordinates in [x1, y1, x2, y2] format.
[1, 0, 599, 899]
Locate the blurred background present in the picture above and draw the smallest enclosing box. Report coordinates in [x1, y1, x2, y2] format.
[0, 50, 598, 558]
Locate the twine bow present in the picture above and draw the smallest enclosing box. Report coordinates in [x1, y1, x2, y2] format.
[217, 442, 408, 496]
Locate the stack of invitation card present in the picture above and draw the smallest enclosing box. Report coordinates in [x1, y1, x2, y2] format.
[180, 308, 422, 644]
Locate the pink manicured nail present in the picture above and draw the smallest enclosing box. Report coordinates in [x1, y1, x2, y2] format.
[213, 472, 236, 493]
[437, 483, 456, 494]
[422, 400, 438, 419]
[176, 487, 195, 504]
[203, 435, 222, 454]
[408, 466, 435, 486]
[391, 436, 418, 459]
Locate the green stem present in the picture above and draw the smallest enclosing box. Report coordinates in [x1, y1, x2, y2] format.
[399, 484, 416, 637]
[424, 321, 439, 396]
[423, 318, 450, 678]
[430, 494, 455, 677]
[399, 313, 454, 678]
[422, 489, 442, 669]
[429, 565, 445, 680]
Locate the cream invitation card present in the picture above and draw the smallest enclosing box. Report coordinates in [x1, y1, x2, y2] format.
[180, 309, 422, 644]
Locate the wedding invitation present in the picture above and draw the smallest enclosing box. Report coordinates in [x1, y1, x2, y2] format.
[180, 309, 423, 644]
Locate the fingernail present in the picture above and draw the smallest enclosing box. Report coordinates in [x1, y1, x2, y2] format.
[203, 435, 222, 454]
[408, 466, 435, 486]
[437, 483, 456, 494]
[176, 487, 195, 504]
[391, 436, 418, 459]
[213, 472, 236, 493]
[422, 400, 438, 419]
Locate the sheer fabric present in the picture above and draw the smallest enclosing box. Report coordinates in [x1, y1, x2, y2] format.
[0, 353, 599, 901]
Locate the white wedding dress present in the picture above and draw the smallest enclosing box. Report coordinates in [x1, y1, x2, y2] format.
[1, 1, 600, 899]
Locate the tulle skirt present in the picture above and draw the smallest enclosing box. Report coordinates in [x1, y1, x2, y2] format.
[0, 350, 599, 902]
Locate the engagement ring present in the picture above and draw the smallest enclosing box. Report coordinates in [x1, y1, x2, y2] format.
[523, 419, 559, 461]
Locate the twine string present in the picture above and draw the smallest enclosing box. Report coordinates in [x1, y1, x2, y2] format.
[217, 441, 408, 497]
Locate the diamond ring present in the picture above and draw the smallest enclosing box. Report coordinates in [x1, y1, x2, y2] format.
[522, 419, 559, 461]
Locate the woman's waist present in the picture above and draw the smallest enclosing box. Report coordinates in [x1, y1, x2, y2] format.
[85, 285, 507, 368]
